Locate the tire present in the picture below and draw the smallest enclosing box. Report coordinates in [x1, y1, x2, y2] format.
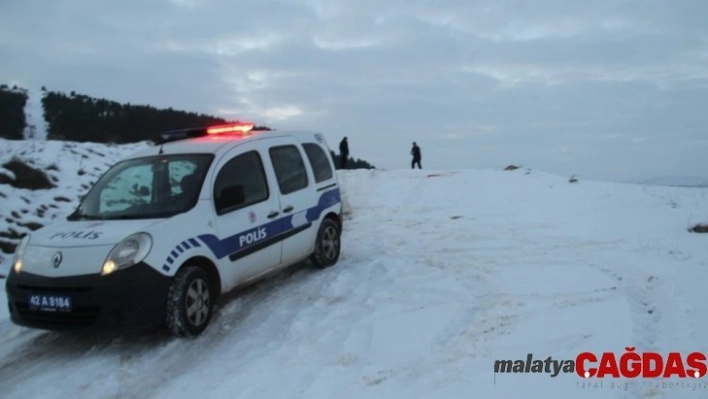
[310, 218, 341, 268]
[166, 266, 213, 338]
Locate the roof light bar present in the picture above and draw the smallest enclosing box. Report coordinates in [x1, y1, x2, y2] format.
[157, 121, 258, 145]
[159, 127, 207, 143]
[207, 122, 255, 135]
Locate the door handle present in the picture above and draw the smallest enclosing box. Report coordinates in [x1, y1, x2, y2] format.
[267, 211, 280, 219]
[283, 206, 294, 213]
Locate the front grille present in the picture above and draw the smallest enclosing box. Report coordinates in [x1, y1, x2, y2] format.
[15, 284, 93, 294]
[14, 302, 100, 326]
[11, 283, 99, 326]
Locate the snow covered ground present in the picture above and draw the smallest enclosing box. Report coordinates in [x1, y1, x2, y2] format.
[1, 140, 707, 398]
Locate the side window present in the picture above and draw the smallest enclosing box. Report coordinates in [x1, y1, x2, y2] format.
[303, 143, 334, 183]
[269, 145, 309, 194]
[213, 151, 269, 215]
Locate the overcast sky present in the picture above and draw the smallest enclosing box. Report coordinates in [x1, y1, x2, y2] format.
[2, 0, 707, 182]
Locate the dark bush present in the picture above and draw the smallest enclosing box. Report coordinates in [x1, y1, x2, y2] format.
[0, 240, 16, 256]
[17, 221, 44, 231]
[0, 228, 23, 255]
[0, 159, 55, 190]
[689, 223, 708, 233]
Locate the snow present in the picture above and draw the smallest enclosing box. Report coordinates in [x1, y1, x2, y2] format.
[22, 88, 49, 140]
[636, 176, 708, 188]
[1, 141, 708, 398]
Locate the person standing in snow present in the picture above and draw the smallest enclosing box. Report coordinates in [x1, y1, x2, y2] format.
[339, 137, 349, 169]
[411, 141, 422, 169]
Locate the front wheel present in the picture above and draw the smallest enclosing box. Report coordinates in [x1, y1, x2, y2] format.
[310, 218, 341, 268]
[166, 266, 213, 337]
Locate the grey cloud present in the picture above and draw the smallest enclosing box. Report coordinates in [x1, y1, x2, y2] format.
[1, 0, 706, 181]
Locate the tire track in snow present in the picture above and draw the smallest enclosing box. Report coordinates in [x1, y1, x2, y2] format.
[576, 248, 698, 398]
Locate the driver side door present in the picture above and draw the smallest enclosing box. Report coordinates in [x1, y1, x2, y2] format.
[211, 144, 283, 287]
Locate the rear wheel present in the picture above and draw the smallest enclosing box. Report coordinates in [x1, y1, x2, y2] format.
[166, 266, 213, 337]
[310, 218, 341, 268]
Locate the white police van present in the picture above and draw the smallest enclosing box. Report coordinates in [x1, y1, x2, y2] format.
[6, 122, 342, 337]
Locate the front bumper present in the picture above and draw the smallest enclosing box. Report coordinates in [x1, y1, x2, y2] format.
[5, 262, 171, 333]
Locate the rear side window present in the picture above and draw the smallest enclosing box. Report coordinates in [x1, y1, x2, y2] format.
[303, 143, 334, 183]
[213, 151, 269, 215]
[269, 145, 309, 194]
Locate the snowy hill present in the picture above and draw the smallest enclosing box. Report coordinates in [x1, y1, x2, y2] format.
[1, 140, 708, 398]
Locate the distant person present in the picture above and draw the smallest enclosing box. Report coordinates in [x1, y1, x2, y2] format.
[411, 142, 422, 169]
[339, 137, 349, 169]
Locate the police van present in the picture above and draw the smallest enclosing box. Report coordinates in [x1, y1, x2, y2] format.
[6, 122, 343, 337]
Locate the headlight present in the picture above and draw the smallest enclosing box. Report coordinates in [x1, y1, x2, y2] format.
[12, 235, 30, 274]
[101, 233, 152, 276]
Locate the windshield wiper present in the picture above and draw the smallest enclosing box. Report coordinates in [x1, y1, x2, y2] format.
[68, 212, 105, 221]
[108, 215, 146, 220]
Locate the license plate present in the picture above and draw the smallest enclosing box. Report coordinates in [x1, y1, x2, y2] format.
[27, 294, 73, 312]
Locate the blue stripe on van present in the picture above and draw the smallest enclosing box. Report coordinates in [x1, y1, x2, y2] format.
[161, 188, 340, 271]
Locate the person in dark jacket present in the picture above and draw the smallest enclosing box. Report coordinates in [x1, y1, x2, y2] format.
[339, 137, 349, 169]
[411, 142, 422, 169]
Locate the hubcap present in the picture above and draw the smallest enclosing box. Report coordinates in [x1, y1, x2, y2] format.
[320, 226, 339, 261]
[185, 278, 210, 326]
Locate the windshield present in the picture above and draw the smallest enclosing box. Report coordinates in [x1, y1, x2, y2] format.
[69, 154, 214, 221]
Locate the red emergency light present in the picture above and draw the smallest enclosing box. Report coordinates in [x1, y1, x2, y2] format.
[158, 121, 260, 144]
[206, 122, 255, 135]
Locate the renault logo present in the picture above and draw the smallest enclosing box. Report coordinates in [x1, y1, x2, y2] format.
[52, 252, 63, 268]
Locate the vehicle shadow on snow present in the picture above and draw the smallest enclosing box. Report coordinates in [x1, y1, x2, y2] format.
[0, 260, 323, 382]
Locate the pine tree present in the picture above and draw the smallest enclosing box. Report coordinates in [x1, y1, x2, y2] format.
[0, 84, 29, 140]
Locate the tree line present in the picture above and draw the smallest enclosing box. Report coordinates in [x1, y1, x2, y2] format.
[0, 84, 374, 169]
[330, 152, 375, 170]
[41, 89, 234, 143]
[0, 85, 29, 140]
